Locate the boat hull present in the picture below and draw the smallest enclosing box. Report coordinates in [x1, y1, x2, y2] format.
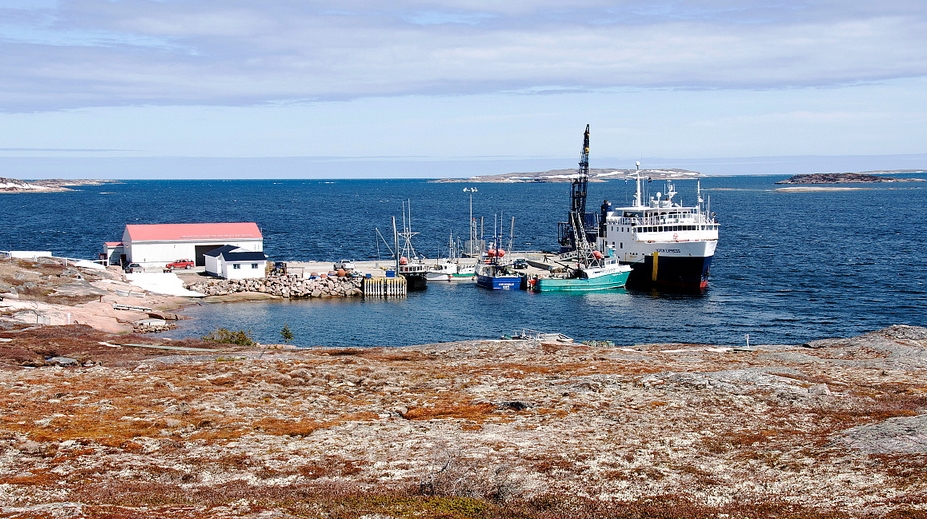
[425, 272, 476, 282]
[476, 274, 524, 290]
[532, 270, 630, 292]
[624, 254, 712, 291]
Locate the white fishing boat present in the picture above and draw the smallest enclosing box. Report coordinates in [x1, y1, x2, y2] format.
[426, 235, 475, 281]
[426, 261, 476, 282]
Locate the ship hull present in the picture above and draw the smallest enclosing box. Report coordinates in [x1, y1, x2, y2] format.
[401, 273, 428, 291]
[624, 254, 712, 291]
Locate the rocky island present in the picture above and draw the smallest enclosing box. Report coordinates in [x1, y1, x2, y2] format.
[1, 256, 926, 518]
[0, 177, 117, 193]
[776, 172, 924, 184]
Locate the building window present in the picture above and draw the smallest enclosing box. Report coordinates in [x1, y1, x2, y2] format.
[233, 264, 241, 270]
[251, 263, 259, 269]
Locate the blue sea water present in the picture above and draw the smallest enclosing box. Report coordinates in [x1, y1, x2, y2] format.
[2, 175, 925, 347]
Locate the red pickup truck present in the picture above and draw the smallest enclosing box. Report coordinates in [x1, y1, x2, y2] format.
[166, 259, 195, 270]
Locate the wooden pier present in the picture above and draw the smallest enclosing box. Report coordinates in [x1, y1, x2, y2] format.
[361, 276, 407, 297]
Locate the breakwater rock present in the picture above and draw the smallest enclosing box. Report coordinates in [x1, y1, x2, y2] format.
[185, 275, 363, 298]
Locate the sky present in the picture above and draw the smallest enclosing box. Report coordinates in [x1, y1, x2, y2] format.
[0, 0, 925, 179]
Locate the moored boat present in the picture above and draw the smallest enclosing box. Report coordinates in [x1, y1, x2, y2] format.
[529, 257, 631, 292]
[426, 260, 476, 282]
[596, 168, 719, 291]
[388, 201, 428, 291]
[426, 234, 476, 281]
[475, 240, 524, 290]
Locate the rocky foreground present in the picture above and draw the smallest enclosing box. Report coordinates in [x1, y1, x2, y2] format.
[1, 319, 926, 518]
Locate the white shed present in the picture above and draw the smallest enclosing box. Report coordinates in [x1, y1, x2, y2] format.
[203, 245, 268, 280]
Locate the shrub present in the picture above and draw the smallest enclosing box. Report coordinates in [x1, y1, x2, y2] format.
[201, 327, 256, 347]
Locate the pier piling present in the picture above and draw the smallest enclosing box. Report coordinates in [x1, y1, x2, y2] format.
[362, 276, 407, 297]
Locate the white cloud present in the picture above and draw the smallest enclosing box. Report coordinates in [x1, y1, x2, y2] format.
[0, 1, 924, 112]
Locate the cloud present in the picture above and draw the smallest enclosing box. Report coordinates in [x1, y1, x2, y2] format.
[0, 0, 925, 112]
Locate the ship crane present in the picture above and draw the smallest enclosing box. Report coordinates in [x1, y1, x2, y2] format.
[557, 124, 602, 267]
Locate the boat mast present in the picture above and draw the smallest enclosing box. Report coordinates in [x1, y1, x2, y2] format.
[633, 161, 643, 208]
[392, 216, 399, 271]
[508, 216, 515, 253]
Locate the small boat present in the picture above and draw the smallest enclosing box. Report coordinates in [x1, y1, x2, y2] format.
[426, 261, 476, 282]
[426, 234, 476, 281]
[475, 238, 524, 290]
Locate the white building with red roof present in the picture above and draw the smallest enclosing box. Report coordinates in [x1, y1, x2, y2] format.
[104, 222, 264, 270]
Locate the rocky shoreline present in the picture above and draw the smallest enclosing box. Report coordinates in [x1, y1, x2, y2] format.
[2, 257, 927, 518]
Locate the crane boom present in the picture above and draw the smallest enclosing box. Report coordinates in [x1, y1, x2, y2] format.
[557, 125, 600, 265]
[572, 124, 590, 217]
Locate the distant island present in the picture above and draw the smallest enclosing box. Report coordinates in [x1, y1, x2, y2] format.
[436, 167, 701, 183]
[775, 172, 925, 185]
[0, 177, 118, 193]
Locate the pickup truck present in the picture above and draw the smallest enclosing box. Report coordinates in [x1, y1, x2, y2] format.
[166, 259, 195, 270]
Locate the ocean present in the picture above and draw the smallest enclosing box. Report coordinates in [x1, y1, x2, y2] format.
[2, 174, 925, 347]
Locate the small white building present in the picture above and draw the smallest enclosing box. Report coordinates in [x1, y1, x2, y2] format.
[203, 245, 268, 280]
[105, 222, 263, 268]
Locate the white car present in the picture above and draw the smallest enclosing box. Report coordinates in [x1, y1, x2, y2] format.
[333, 259, 355, 271]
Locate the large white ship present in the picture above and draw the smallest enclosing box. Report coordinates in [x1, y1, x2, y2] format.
[595, 168, 719, 291]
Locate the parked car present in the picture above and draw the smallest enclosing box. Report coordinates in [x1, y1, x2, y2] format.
[124, 263, 143, 273]
[512, 258, 529, 270]
[333, 259, 356, 271]
[166, 259, 195, 269]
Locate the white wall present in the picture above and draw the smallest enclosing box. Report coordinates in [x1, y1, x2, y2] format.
[126, 239, 263, 266]
[222, 260, 266, 280]
[204, 254, 221, 276]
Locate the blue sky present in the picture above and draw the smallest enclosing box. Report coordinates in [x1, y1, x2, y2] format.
[1, 0, 925, 178]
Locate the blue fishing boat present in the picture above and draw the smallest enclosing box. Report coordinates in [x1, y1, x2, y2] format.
[474, 238, 524, 290]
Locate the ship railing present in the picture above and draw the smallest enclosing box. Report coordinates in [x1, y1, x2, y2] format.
[617, 212, 709, 228]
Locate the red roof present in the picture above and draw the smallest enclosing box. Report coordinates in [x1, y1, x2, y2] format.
[125, 222, 262, 242]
